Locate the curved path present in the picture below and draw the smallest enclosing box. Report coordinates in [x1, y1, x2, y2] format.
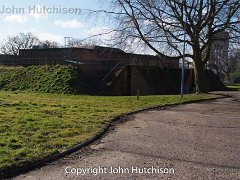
[14, 92, 240, 179]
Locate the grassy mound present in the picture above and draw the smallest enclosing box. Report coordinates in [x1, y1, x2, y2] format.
[0, 65, 78, 94]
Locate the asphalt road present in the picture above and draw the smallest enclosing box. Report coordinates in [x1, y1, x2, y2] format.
[13, 92, 240, 180]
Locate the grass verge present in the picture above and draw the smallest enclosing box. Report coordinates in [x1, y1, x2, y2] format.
[226, 84, 240, 90]
[0, 91, 222, 170]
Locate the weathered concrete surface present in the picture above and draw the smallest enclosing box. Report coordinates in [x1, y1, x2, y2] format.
[13, 92, 240, 180]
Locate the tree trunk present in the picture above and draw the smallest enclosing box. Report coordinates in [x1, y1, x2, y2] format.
[227, 72, 231, 83]
[193, 60, 208, 93]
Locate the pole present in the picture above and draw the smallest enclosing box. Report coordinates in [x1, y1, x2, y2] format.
[181, 8, 187, 98]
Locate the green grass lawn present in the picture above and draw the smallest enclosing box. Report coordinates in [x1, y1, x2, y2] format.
[0, 91, 221, 170]
[226, 83, 240, 90]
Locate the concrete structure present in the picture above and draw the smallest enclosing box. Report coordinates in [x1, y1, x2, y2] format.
[0, 46, 182, 95]
[208, 31, 229, 75]
[0, 54, 16, 65]
[0, 45, 226, 95]
[17, 46, 178, 68]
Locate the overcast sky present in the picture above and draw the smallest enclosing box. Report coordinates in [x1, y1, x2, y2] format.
[0, 0, 112, 45]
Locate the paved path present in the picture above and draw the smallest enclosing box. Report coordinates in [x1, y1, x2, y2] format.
[14, 92, 240, 179]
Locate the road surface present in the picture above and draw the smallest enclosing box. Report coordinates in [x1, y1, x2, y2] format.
[14, 92, 240, 179]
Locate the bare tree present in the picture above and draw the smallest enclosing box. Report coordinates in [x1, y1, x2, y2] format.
[39, 40, 60, 49]
[228, 47, 240, 80]
[110, 0, 240, 93]
[229, 47, 240, 70]
[68, 38, 99, 47]
[209, 44, 240, 82]
[0, 32, 40, 56]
